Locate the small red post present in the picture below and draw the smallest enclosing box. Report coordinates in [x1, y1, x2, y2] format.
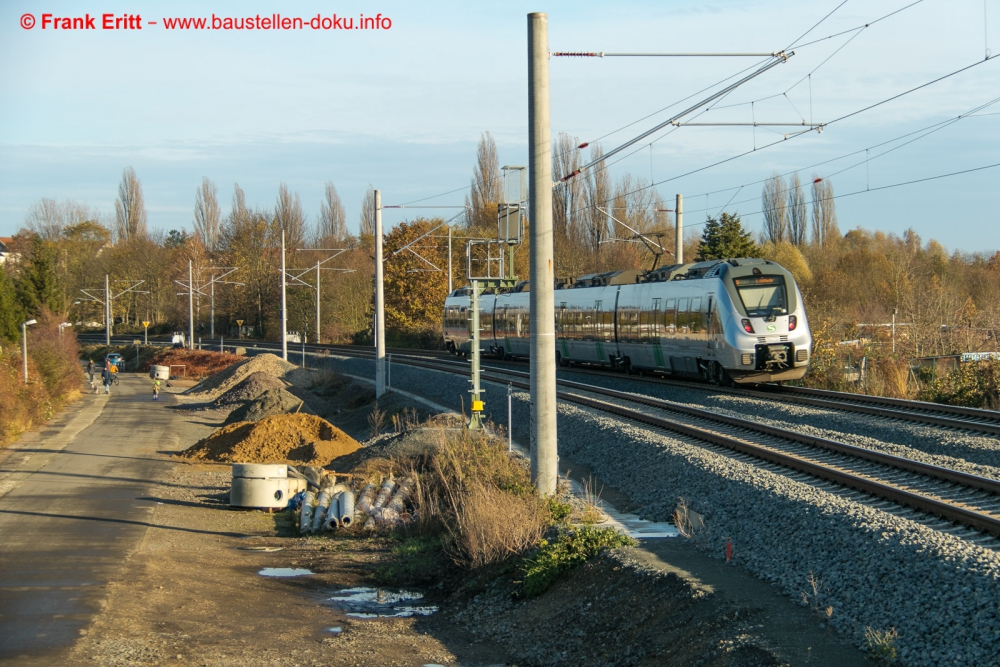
[726, 541, 733, 562]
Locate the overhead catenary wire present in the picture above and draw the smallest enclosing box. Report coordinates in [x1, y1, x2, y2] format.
[559, 54, 999, 223]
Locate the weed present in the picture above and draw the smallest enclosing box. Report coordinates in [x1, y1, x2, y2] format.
[521, 525, 636, 598]
[546, 496, 573, 524]
[800, 571, 825, 613]
[368, 401, 386, 438]
[373, 535, 447, 586]
[864, 626, 899, 665]
[577, 476, 605, 525]
[673, 497, 704, 538]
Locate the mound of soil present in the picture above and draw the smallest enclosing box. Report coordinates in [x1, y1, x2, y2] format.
[330, 421, 463, 472]
[179, 413, 359, 465]
[184, 353, 295, 400]
[223, 388, 315, 425]
[213, 372, 288, 407]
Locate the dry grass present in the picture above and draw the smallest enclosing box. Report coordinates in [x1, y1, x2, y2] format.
[577, 476, 606, 525]
[1, 311, 82, 447]
[414, 426, 549, 568]
[144, 348, 242, 379]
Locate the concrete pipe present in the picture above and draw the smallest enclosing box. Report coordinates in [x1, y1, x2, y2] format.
[373, 478, 395, 510]
[311, 489, 332, 533]
[299, 490, 316, 534]
[324, 494, 342, 531]
[357, 483, 376, 514]
[386, 476, 415, 514]
[339, 490, 356, 527]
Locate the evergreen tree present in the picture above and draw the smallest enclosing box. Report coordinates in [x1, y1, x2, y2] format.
[0, 269, 23, 342]
[697, 212, 758, 260]
[15, 235, 65, 316]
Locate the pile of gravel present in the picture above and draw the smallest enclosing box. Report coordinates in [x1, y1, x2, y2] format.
[184, 353, 295, 401]
[312, 354, 1000, 666]
[223, 388, 314, 424]
[212, 371, 288, 407]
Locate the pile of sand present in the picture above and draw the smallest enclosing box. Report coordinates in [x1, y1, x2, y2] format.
[180, 413, 359, 465]
[223, 388, 314, 425]
[185, 353, 295, 400]
[213, 372, 288, 407]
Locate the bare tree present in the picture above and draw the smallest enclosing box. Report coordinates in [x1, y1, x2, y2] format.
[552, 133, 585, 243]
[359, 184, 376, 241]
[787, 173, 808, 245]
[275, 182, 306, 248]
[24, 199, 100, 239]
[583, 144, 611, 256]
[761, 172, 788, 244]
[193, 177, 221, 251]
[318, 181, 347, 243]
[114, 166, 148, 243]
[810, 177, 840, 247]
[464, 131, 503, 230]
[232, 183, 248, 221]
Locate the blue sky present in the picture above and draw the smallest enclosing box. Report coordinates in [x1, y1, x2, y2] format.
[1, 0, 998, 251]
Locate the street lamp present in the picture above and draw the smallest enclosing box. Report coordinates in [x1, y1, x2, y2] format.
[21, 319, 37, 384]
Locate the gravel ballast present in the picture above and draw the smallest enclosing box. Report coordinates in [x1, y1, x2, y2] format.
[314, 353, 1000, 667]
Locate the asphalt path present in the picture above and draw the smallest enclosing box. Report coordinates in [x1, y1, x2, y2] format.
[0, 374, 183, 663]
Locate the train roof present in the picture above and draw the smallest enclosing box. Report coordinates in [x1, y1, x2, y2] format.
[450, 258, 794, 294]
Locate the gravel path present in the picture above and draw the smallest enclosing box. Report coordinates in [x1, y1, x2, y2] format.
[314, 354, 1000, 667]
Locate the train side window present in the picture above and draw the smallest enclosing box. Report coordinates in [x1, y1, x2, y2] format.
[677, 298, 689, 332]
[690, 297, 703, 333]
[663, 299, 676, 334]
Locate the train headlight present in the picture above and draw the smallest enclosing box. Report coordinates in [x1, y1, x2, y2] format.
[788, 315, 797, 331]
[741, 318, 754, 334]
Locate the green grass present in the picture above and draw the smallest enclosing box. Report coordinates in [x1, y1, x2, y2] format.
[372, 534, 448, 586]
[521, 525, 636, 598]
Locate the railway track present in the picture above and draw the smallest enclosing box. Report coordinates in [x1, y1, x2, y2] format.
[81, 333, 1000, 539]
[81, 334, 1000, 437]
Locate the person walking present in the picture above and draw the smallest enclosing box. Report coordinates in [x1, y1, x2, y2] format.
[152, 379, 160, 401]
[102, 366, 112, 395]
[87, 359, 95, 384]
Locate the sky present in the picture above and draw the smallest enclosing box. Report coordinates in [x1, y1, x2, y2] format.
[1, 0, 998, 252]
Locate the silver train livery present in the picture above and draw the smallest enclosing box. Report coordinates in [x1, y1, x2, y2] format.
[442, 257, 811, 384]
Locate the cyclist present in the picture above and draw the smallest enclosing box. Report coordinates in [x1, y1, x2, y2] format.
[152, 379, 161, 401]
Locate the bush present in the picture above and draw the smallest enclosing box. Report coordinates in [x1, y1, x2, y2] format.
[0, 310, 82, 447]
[521, 526, 637, 598]
[918, 360, 1000, 409]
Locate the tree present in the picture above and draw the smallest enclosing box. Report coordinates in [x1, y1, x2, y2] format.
[583, 143, 611, 256]
[383, 218, 449, 335]
[787, 173, 807, 245]
[810, 177, 840, 247]
[552, 133, 583, 243]
[697, 212, 757, 260]
[318, 181, 347, 244]
[761, 172, 788, 244]
[193, 177, 221, 251]
[275, 183, 306, 248]
[165, 229, 188, 248]
[758, 241, 812, 285]
[359, 185, 376, 243]
[14, 235, 65, 316]
[24, 199, 100, 240]
[0, 268, 23, 341]
[464, 131, 503, 231]
[114, 166, 148, 243]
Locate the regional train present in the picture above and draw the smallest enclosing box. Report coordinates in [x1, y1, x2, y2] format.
[442, 257, 811, 384]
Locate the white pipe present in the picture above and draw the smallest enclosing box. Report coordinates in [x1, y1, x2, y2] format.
[373, 478, 395, 510]
[299, 490, 316, 534]
[386, 477, 414, 514]
[324, 494, 342, 531]
[311, 489, 332, 532]
[339, 490, 356, 527]
[357, 483, 376, 514]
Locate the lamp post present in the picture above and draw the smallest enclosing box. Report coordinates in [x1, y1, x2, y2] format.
[21, 319, 37, 384]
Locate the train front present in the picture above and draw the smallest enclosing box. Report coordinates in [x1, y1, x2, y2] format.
[716, 260, 812, 383]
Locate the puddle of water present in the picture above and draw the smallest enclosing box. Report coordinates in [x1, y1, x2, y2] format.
[239, 546, 283, 552]
[325, 627, 343, 634]
[258, 567, 314, 577]
[326, 587, 438, 618]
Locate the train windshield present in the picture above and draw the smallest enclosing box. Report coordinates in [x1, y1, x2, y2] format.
[734, 275, 787, 317]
